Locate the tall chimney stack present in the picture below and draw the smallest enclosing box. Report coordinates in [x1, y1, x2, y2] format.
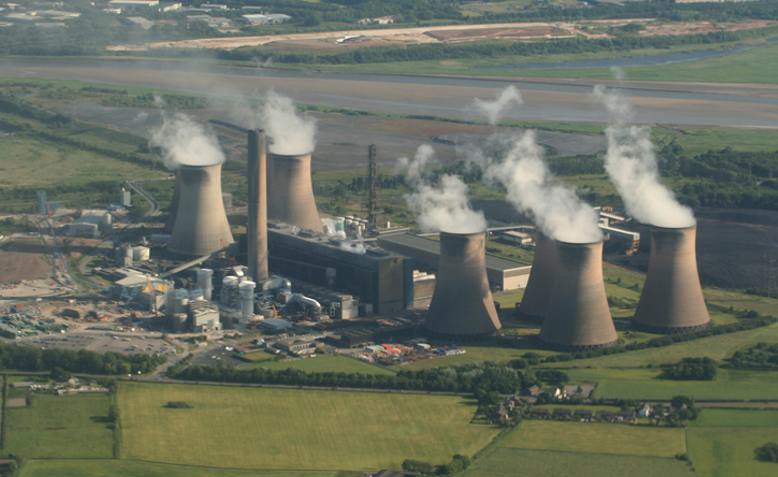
[168, 163, 234, 256]
[248, 129, 269, 284]
[633, 225, 710, 332]
[518, 234, 557, 319]
[267, 152, 322, 231]
[540, 240, 617, 350]
[424, 231, 502, 336]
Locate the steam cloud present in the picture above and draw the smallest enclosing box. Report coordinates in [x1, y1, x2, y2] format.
[593, 85, 695, 228]
[261, 90, 316, 155]
[399, 145, 487, 234]
[150, 111, 225, 170]
[471, 85, 523, 125]
[485, 131, 602, 243]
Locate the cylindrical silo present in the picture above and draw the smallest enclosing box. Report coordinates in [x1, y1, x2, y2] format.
[424, 231, 502, 336]
[247, 129, 269, 284]
[518, 234, 557, 320]
[239, 280, 256, 322]
[540, 240, 617, 350]
[267, 152, 322, 231]
[633, 224, 710, 332]
[197, 268, 214, 301]
[168, 164, 234, 256]
[164, 171, 181, 234]
[220, 275, 239, 309]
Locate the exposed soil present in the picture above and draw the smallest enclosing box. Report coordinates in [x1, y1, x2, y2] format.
[0, 238, 52, 284]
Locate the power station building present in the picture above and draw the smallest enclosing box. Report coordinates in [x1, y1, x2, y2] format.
[267, 152, 322, 231]
[633, 224, 711, 332]
[539, 240, 617, 350]
[424, 231, 502, 336]
[267, 223, 411, 314]
[377, 233, 531, 291]
[168, 163, 234, 257]
[517, 234, 557, 319]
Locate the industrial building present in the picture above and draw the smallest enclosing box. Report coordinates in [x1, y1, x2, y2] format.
[539, 240, 617, 350]
[168, 163, 234, 257]
[268, 223, 410, 314]
[424, 231, 502, 337]
[267, 152, 322, 231]
[633, 225, 711, 332]
[377, 233, 531, 291]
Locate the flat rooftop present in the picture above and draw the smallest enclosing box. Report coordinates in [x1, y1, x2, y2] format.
[377, 233, 530, 272]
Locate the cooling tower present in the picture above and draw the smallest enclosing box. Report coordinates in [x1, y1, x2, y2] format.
[164, 171, 181, 233]
[168, 163, 234, 256]
[633, 225, 710, 332]
[247, 130, 269, 284]
[267, 152, 321, 231]
[518, 234, 557, 320]
[540, 240, 617, 350]
[424, 231, 502, 336]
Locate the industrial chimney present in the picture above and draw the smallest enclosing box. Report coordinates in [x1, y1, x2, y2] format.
[518, 234, 557, 320]
[540, 240, 617, 350]
[267, 152, 322, 231]
[164, 171, 181, 234]
[425, 231, 502, 336]
[168, 163, 234, 256]
[247, 130, 269, 284]
[633, 225, 710, 332]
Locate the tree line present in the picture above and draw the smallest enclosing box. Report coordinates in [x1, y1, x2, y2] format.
[0, 343, 165, 375]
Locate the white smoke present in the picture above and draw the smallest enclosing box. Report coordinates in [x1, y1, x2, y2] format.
[399, 145, 487, 234]
[150, 111, 225, 170]
[485, 131, 602, 243]
[471, 85, 523, 125]
[593, 85, 695, 228]
[261, 90, 316, 155]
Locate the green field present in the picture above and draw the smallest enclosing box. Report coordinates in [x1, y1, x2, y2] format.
[313, 41, 778, 85]
[566, 368, 778, 401]
[118, 382, 498, 471]
[18, 460, 356, 477]
[501, 421, 686, 458]
[4, 394, 114, 459]
[688, 409, 778, 477]
[255, 355, 396, 375]
[399, 345, 555, 371]
[462, 448, 694, 477]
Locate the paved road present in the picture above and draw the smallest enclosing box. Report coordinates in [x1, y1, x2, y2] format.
[2, 57, 777, 128]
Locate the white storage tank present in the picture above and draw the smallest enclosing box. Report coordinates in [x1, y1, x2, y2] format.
[197, 268, 214, 301]
[239, 280, 256, 322]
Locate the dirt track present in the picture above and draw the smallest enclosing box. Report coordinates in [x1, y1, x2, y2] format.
[108, 19, 772, 52]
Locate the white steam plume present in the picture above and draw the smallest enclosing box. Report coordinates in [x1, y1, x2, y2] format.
[399, 145, 487, 234]
[485, 131, 602, 243]
[150, 111, 225, 170]
[261, 90, 316, 155]
[593, 85, 695, 228]
[471, 85, 523, 125]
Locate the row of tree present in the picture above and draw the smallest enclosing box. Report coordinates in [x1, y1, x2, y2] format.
[660, 357, 717, 381]
[728, 343, 778, 370]
[0, 344, 165, 375]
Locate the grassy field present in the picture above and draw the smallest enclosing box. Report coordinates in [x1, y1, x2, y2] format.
[461, 448, 694, 477]
[255, 355, 395, 375]
[18, 460, 357, 477]
[312, 41, 778, 85]
[118, 382, 498, 471]
[547, 322, 778, 369]
[566, 368, 778, 401]
[399, 345, 556, 371]
[4, 394, 114, 459]
[689, 408, 778, 477]
[501, 421, 686, 458]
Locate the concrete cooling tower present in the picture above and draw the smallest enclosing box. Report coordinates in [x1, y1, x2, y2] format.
[267, 152, 321, 231]
[168, 163, 234, 256]
[518, 234, 557, 320]
[540, 240, 617, 350]
[424, 231, 502, 336]
[633, 225, 710, 332]
[247, 130, 269, 284]
[164, 171, 181, 234]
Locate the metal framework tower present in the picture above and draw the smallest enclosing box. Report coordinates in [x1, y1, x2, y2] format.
[367, 144, 378, 236]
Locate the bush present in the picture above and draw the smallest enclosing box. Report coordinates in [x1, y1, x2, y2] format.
[163, 401, 193, 409]
[660, 358, 717, 380]
[755, 442, 778, 463]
